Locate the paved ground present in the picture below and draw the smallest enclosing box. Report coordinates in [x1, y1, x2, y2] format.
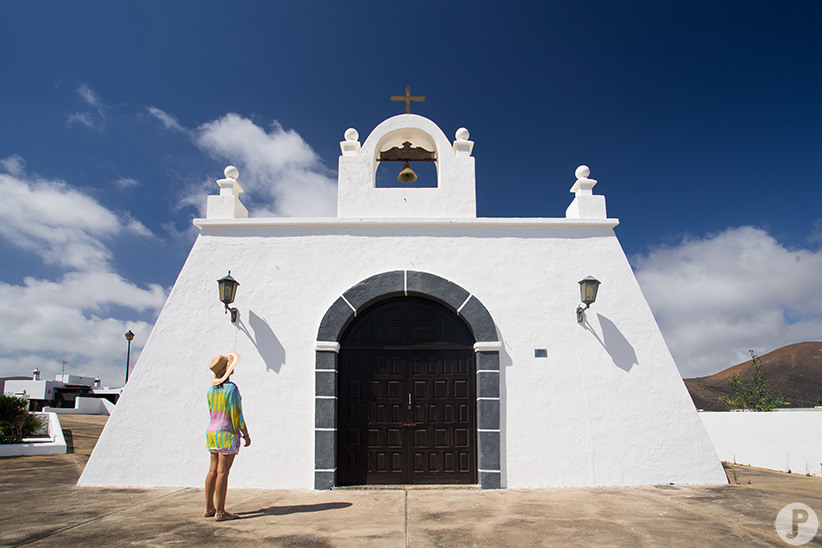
[0, 415, 820, 547]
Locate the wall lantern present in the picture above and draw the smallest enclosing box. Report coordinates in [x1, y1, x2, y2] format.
[217, 271, 240, 323]
[576, 276, 601, 323]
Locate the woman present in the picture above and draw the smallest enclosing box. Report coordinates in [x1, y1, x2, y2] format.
[205, 352, 250, 521]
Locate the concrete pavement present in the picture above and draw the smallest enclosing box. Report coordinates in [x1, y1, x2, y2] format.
[0, 415, 820, 547]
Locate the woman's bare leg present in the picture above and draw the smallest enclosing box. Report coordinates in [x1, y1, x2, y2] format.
[205, 452, 219, 515]
[215, 453, 236, 514]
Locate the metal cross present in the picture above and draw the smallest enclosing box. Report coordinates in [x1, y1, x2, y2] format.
[391, 85, 426, 114]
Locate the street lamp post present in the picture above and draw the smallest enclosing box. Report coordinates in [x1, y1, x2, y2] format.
[124, 330, 135, 384]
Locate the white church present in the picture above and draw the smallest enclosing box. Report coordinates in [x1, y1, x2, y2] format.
[80, 104, 726, 490]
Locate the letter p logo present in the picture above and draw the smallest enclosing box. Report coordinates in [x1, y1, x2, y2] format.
[789, 509, 809, 539]
[776, 503, 818, 545]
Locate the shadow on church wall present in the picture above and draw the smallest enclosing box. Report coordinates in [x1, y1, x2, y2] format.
[236, 310, 285, 374]
[592, 314, 638, 372]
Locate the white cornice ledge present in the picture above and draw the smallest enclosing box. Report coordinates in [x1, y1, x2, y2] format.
[194, 217, 619, 229]
[315, 341, 341, 353]
[474, 341, 503, 352]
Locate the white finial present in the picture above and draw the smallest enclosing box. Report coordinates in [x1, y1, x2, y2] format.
[209, 166, 248, 219]
[455, 127, 470, 141]
[224, 165, 239, 180]
[569, 164, 598, 196]
[340, 128, 361, 156]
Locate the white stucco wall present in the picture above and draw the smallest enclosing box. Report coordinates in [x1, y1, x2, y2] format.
[79, 217, 726, 489]
[699, 409, 822, 477]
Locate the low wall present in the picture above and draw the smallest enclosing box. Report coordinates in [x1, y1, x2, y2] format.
[0, 413, 67, 456]
[699, 408, 822, 477]
[44, 397, 113, 415]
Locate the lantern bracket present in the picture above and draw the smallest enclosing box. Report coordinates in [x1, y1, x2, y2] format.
[225, 303, 239, 323]
[576, 303, 589, 324]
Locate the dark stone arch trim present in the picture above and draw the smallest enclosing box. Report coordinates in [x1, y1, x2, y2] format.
[317, 270, 497, 344]
[315, 270, 501, 490]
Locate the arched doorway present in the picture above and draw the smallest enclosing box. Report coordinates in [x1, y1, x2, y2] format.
[314, 270, 501, 490]
[337, 297, 476, 485]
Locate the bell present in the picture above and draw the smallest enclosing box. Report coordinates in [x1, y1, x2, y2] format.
[397, 162, 417, 184]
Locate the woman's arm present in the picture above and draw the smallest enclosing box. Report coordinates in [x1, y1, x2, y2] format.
[230, 386, 250, 446]
[229, 386, 251, 447]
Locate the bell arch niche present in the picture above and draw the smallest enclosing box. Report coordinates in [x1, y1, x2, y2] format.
[337, 114, 477, 218]
[374, 129, 439, 189]
[314, 270, 502, 489]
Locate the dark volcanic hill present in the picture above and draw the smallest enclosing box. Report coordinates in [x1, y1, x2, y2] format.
[683, 342, 822, 411]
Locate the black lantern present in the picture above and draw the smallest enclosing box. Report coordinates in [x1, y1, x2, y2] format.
[217, 271, 240, 323]
[576, 276, 601, 323]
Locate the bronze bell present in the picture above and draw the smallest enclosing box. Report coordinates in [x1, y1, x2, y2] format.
[397, 162, 417, 183]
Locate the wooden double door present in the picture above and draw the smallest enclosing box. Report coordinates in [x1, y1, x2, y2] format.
[337, 297, 477, 485]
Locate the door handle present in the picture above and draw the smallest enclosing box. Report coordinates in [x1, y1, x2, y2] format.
[402, 422, 417, 427]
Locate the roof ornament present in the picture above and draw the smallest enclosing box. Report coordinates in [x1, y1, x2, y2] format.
[381, 88, 434, 183]
[390, 85, 426, 114]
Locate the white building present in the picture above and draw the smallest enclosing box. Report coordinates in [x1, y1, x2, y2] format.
[80, 113, 726, 489]
[5, 372, 119, 411]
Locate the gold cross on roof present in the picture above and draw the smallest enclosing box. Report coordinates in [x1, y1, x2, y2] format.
[391, 85, 425, 114]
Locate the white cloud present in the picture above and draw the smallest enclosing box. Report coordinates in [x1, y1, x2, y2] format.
[195, 113, 336, 217]
[174, 175, 213, 218]
[67, 83, 105, 131]
[67, 112, 97, 129]
[142, 109, 336, 217]
[0, 273, 164, 359]
[0, 154, 25, 176]
[147, 106, 186, 133]
[0, 169, 149, 270]
[633, 227, 822, 378]
[124, 215, 152, 237]
[0, 159, 166, 387]
[810, 219, 822, 245]
[114, 177, 139, 190]
[78, 83, 102, 109]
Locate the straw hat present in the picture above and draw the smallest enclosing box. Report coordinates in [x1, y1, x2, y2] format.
[209, 353, 241, 386]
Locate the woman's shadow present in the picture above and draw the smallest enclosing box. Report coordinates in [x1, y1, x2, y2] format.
[238, 502, 352, 519]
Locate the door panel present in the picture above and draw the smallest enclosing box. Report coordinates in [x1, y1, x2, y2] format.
[337, 297, 476, 486]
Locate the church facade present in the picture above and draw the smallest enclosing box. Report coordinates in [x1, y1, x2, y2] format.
[79, 113, 726, 490]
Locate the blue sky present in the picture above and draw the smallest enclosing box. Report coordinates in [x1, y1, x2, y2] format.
[1, 1, 821, 386]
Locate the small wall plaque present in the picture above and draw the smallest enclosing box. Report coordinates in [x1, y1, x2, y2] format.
[534, 349, 548, 358]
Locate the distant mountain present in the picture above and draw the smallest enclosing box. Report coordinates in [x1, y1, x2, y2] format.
[683, 342, 822, 411]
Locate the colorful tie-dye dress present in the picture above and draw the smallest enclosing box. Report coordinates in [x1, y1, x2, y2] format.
[206, 381, 246, 453]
